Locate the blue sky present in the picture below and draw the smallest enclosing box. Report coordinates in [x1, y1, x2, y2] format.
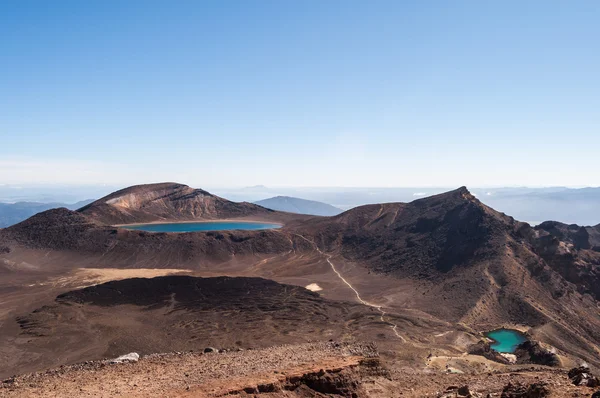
[2, 1, 599, 187]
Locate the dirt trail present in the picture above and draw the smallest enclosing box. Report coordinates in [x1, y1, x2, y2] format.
[295, 235, 406, 342]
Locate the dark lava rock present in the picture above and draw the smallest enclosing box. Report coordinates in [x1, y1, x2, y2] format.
[203, 347, 217, 353]
[438, 385, 482, 398]
[500, 381, 550, 398]
[514, 341, 561, 367]
[591, 391, 600, 398]
[286, 368, 366, 397]
[569, 366, 591, 379]
[468, 340, 509, 364]
[568, 366, 600, 387]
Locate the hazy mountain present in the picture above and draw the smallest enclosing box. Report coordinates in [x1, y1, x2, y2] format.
[0, 184, 116, 203]
[0, 199, 93, 228]
[254, 196, 343, 216]
[10, 184, 598, 225]
[475, 187, 600, 226]
[215, 186, 600, 225]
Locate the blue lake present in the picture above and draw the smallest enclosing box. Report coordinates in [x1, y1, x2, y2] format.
[485, 329, 527, 353]
[121, 221, 282, 233]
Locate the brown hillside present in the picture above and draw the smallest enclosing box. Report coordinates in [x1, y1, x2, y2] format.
[296, 187, 520, 276]
[1, 185, 600, 375]
[78, 182, 308, 225]
[289, 187, 600, 366]
[8, 276, 379, 377]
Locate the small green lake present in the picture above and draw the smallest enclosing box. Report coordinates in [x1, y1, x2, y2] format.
[485, 329, 527, 353]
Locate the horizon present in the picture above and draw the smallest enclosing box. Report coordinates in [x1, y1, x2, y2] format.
[2, 181, 600, 190]
[3, 1, 600, 187]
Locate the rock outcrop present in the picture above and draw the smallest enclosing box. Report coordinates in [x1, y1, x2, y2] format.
[514, 341, 561, 367]
[438, 385, 482, 397]
[467, 341, 510, 364]
[568, 366, 600, 387]
[500, 381, 550, 398]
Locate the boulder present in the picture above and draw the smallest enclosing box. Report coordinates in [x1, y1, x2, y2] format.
[569, 365, 590, 379]
[568, 366, 600, 387]
[591, 391, 600, 398]
[500, 381, 550, 398]
[438, 385, 482, 397]
[572, 373, 600, 388]
[203, 347, 218, 353]
[109, 352, 139, 364]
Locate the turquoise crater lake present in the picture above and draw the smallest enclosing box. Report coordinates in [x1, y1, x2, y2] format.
[485, 329, 527, 353]
[120, 221, 282, 233]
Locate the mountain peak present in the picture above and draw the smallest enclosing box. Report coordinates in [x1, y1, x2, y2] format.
[446, 186, 473, 198]
[102, 182, 211, 198]
[410, 186, 478, 207]
[76, 183, 304, 225]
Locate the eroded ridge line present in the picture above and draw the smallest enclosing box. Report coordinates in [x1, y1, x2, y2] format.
[295, 235, 405, 342]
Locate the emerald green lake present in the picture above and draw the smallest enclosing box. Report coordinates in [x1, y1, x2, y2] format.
[121, 221, 281, 233]
[485, 329, 527, 353]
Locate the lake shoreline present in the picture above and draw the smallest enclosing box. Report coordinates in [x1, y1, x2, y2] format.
[114, 219, 284, 228]
[485, 328, 527, 353]
[115, 220, 283, 233]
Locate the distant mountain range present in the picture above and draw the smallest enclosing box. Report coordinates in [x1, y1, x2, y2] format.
[475, 187, 600, 226]
[214, 186, 600, 225]
[254, 196, 343, 216]
[4, 185, 600, 227]
[0, 200, 93, 228]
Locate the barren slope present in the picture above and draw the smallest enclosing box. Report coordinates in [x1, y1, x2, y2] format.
[1, 185, 600, 375]
[2, 342, 598, 398]
[78, 182, 309, 225]
[5, 276, 384, 378]
[290, 187, 600, 366]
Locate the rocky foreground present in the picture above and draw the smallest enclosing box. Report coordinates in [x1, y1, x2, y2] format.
[2, 341, 600, 398]
[0, 342, 377, 397]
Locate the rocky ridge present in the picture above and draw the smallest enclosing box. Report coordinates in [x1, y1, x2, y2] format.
[77, 182, 301, 225]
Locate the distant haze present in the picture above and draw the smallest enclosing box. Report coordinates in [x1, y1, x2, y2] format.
[254, 196, 343, 217]
[0, 199, 94, 228]
[220, 186, 600, 226]
[2, 184, 598, 227]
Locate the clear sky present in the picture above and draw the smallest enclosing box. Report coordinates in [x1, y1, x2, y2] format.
[2, 1, 599, 188]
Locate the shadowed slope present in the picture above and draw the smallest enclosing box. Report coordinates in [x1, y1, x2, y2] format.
[1, 207, 297, 268]
[11, 276, 379, 377]
[297, 187, 522, 276]
[289, 188, 600, 365]
[532, 221, 600, 300]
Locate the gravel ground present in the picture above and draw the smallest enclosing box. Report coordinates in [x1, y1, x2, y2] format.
[0, 341, 377, 397]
